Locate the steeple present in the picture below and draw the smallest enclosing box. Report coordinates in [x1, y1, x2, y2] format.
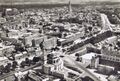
[68, 0, 72, 16]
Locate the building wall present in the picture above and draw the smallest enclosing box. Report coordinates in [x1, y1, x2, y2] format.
[23, 34, 40, 46]
[97, 65, 114, 75]
[32, 36, 46, 47]
[51, 71, 65, 79]
[91, 57, 99, 69]
[96, 54, 120, 70]
[101, 47, 120, 57]
[43, 37, 57, 49]
[43, 64, 54, 74]
[99, 59, 120, 69]
[82, 58, 91, 64]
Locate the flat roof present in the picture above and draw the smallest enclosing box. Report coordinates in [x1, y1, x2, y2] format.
[81, 52, 96, 60]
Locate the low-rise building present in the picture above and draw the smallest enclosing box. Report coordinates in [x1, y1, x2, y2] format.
[0, 45, 15, 57]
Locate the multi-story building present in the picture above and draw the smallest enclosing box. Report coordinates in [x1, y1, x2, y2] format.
[0, 45, 15, 57]
[32, 36, 47, 47]
[43, 52, 63, 74]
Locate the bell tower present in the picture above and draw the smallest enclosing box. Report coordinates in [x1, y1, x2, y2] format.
[68, 0, 72, 16]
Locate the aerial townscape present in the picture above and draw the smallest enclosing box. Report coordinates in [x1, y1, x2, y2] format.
[0, 0, 120, 81]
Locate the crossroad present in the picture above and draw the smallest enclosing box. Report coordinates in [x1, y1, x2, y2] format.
[62, 55, 101, 81]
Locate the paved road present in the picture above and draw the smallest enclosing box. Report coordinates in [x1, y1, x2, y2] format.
[62, 55, 101, 81]
[100, 13, 113, 31]
[0, 63, 41, 80]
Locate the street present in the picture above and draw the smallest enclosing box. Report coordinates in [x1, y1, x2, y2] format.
[62, 55, 101, 81]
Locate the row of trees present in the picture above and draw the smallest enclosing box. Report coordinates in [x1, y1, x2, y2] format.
[0, 61, 18, 74]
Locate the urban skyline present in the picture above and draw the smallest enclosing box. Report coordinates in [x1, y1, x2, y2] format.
[0, 0, 120, 81]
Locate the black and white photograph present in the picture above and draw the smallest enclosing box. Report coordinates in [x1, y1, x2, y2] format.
[0, 0, 120, 81]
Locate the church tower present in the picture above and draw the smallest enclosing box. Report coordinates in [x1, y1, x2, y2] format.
[68, 0, 72, 16]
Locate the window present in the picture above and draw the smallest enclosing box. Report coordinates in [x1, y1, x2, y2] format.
[54, 60, 56, 63]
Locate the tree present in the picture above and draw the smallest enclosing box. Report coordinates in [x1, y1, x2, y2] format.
[39, 40, 44, 51]
[0, 65, 4, 75]
[25, 58, 31, 66]
[33, 57, 40, 62]
[20, 61, 26, 68]
[12, 61, 18, 70]
[75, 53, 80, 57]
[4, 63, 11, 73]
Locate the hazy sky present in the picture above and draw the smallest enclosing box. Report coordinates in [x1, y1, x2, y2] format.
[0, 0, 120, 3]
[54, 0, 120, 3]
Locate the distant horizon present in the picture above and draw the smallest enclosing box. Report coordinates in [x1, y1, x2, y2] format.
[1, 0, 120, 4]
[0, 0, 120, 6]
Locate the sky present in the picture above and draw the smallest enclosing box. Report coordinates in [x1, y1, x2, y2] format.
[54, 0, 120, 2]
[55, 0, 120, 3]
[0, 0, 120, 4]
